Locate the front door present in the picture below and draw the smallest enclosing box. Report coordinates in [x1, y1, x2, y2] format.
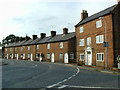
[86, 51, 92, 65]
[51, 53, 54, 62]
[7, 54, 8, 59]
[39, 53, 42, 61]
[31, 53, 33, 61]
[17, 54, 19, 60]
[64, 53, 68, 63]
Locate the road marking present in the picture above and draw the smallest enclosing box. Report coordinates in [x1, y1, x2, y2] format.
[58, 85, 68, 89]
[47, 67, 80, 88]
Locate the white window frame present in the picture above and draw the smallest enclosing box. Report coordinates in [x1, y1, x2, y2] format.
[36, 45, 39, 50]
[47, 53, 50, 59]
[47, 44, 50, 49]
[79, 39, 84, 46]
[15, 54, 17, 57]
[80, 26, 83, 33]
[96, 53, 104, 61]
[79, 54, 84, 61]
[60, 42, 63, 48]
[70, 53, 74, 59]
[6, 48, 7, 51]
[96, 35, 104, 44]
[28, 53, 30, 58]
[15, 48, 17, 51]
[21, 47, 23, 51]
[87, 37, 91, 45]
[59, 53, 63, 59]
[28, 46, 30, 50]
[10, 48, 12, 51]
[96, 20, 102, 28]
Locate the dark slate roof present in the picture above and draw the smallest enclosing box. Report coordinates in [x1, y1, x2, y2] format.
[22, 39, 33, 46]
[14, 40, 26, 47]
[5, 42, 17, 48]
[37, 32, 76, 44]
[29, 38, 41, 45]
[75, 4, 117, 27]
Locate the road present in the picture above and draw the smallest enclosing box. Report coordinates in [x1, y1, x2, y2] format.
[2, 59, 120, 89]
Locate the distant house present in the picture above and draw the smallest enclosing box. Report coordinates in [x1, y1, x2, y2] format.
[75, 2, 120, 68]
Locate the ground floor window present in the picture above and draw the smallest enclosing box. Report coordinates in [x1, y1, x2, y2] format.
[15, 54, 17, 57]
[28, 53, 30, 58]
[59, 53, 63, 59]
[36, 54, 40, 58]
[70, 53, 74, 59]
[79, 54, 84, 60]
[47, 53, 50, 59]
[96, 53, 104, 61]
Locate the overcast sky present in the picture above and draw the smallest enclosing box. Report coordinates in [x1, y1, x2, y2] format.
[0, 0, 117, 43]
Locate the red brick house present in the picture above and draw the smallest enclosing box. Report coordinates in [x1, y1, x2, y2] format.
[75, 3, 120, 68]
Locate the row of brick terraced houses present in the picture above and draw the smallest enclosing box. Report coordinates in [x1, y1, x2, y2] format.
[3, 2, 120, 69]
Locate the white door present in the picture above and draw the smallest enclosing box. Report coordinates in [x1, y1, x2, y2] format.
[31, 53, 33, 61]
[7, 54, 8, 59]
[39, 53, 42, 61]
[23, 53, 25, 60]
[86, 51, 92, 65]
[51, 53, 54, 62]
[12, 54, 13, 59]
[17, 54, 19, 60]
[64, 53, 68, 63]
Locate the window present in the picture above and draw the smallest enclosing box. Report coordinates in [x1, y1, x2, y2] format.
[10, 48, 12, 51]
[79, 54, 84, 60]
[36, 54, 39, 58]
[59, 53, 63, 59]
[36, 45, 39, 50]
[96, 35, 104, 44]
[47, 44, 50, 49]
[79, 39, 84, 46]
[60, 42, 63, 48]
[15, 48, 17, 51]
[47, 53, 50, 59]
[6, 48, 7, 51]
[70, 53, 74, 59]
[28, 53, 30, 58]
[87, 37, 91, 45]
[21, 47, 23, 51]
[96, 53, 104, 61]
[28, 46, 30, 50]
[15, 54, 17, 57]
[80, 26, 83, 33]
[96, 20, 102, 28]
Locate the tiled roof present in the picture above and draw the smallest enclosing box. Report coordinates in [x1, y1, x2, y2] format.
[75, 4, 117, 27]
[14, 40, 26, 47]
[22, 39, 33, 46]
[37, 32, 76, 44]
[6, 42, 17, 48]
[29, 38, 41, 45]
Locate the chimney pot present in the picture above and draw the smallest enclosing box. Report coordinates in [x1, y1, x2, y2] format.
[81, 10, 88, 20]
[63, 28, 68, 34]
[32, 35, 37, 40]
[51, 31, 56, 37]
[40, 33, 46, 39]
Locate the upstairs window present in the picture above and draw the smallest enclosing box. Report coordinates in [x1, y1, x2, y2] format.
[87, 37, 91, 45]
[79, 39, 84, 46]
[59, 53, 63, 59]
[70, 53, 74, 59]
[21, 47, 23, 51]
[47, 44, 50, 49]
[28, 46, 30, 50]
[60, 42, 63, 48]
[80, 26, 83, 33]
[96, 35, 104, 44]
[10, 48, 12, 51]
[36, 45, 39, 50]
[15, 48, 17, 51]
[96, 20, 102, 28]
[6, 48, 7, 51]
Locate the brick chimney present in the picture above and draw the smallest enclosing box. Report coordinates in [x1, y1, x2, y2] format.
[51, 31, 56, 37]
[32, 35, 37, 40]
[40, 33, 46, 39]
[26, 36, 31, 41]
[118, 0, 120, 4]
[63, 28, 68, 34]
[81, 10, 88, 20]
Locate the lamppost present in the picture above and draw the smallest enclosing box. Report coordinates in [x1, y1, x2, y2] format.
[99, 17, 108, 69]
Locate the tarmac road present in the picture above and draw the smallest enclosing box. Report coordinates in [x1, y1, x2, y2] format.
[2, 59, 120, 89]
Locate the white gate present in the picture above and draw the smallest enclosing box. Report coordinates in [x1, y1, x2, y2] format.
[64, 53, 68, 63]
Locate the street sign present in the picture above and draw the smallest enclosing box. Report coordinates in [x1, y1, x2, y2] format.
[103, 42, 109, 47]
